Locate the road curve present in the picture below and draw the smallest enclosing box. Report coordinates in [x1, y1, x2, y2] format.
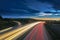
[0, 22, 40, 40]
[0, 21, 21, 34]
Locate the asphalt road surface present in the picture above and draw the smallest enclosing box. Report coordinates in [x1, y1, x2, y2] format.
[0, 21, 40, 40]
[23, 22, 51, 40]
[0, 21, 52, 40]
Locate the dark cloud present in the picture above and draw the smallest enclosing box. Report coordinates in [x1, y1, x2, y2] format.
[0, 0, 60, 18]
[0, 0, 39, 16]
[38, 0, 60, 10]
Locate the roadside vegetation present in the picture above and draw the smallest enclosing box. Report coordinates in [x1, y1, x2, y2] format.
[0, 16, 17, 30]
[0, 21, 17, 30]
[0, 16, 37, 30]
[45, 20, 60, 40]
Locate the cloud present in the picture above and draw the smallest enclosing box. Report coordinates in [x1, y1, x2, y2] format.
[54, 14, 60, 15]
[49, 10, 56, 12]
[37, 12, 53, 16]
[38, 0, 60, 10]
[57, 10, 60, 12]
[36, 12, 60, 16]
[25, 0, 54, 12]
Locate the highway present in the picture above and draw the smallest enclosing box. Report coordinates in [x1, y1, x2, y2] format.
[23, 22, 51, 40]
[0, 21, 52, 40]
[0, 21, 40, 40]
[0, 21, 21, 34]
[0, 27, 13, 33]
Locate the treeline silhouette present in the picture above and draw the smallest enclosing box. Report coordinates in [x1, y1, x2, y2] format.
[0, 16, 37, 30]
[0, 16, 3, 20]
[0, 16, 17, 30]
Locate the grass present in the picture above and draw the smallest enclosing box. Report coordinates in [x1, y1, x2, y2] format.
[0, 21, 17, 30]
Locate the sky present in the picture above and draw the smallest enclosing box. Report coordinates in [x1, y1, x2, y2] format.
[0, 0, 60, 18]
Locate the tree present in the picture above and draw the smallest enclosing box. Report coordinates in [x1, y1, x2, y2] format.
[0, 16, 3, 20]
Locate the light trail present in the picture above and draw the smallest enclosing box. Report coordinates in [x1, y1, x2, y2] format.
[0, 27, 13, 33]
[24, 22, 51, 40]
[0, 22, 40, 40]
